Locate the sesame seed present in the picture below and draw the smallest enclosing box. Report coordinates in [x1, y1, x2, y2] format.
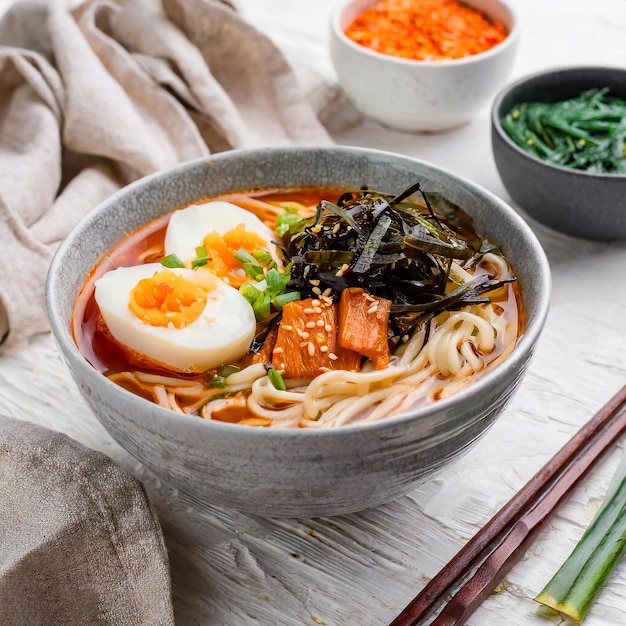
[364, 293, 375, 302]
[309, 279, 320, 286]
[367, 304, 378, 315]
[402, 334, 409, 343]
[311, 299, 321, 307]
[280, 363, 285, 369]
[341, 263, 349, 272]
[273, 347, 284, 354]
[282, 324, 293, 331]
[324, 324, 332, 333]
[320, 345, 329, 353]
[313, 306, 323, 314]
[305, 321, 316, 329]
[316, 319, 324, 327]
[303, 307, 315, 315]
[307, 342, 315, 356]
[299, 341, 309, 348]
[319, 366, 331, 373]
[328, 352, 339, 361]
[312, 287, 322, 296]
[322, 288, 332, 297]
[335, 269, 344, 277]
[296, 328, 304, 337]
[323, 296, 333, 305]
[302, 331, 310, 339]
[332, 223, 341, 235]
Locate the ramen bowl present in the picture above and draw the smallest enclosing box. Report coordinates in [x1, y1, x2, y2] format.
[330, 0, 520, 132]
[46, 146, 550, 517]
[492, 66, 626, 240]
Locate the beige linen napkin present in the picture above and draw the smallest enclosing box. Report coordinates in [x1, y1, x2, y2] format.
[0, 0, 332, 346]
[0, 414, 174, 625]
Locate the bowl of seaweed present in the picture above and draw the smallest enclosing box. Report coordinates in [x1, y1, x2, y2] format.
[491, 66, 626, 240]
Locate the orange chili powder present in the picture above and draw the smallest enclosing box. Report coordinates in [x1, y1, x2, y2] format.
[345, 0, 508, 61]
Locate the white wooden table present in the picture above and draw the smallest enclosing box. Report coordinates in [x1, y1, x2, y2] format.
[2, 0, 626, 624]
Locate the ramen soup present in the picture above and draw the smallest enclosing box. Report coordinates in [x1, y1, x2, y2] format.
[74, 184, 522, 428]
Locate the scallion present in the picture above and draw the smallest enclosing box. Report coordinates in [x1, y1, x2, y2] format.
[274, 291, 301, 308]
[276, 213, 304, 236]
[160, 253, 185, 268]
[252, 249, 273, 264]
[217, 364, 241, 378]
[267, 368, 286, 391]
[535, 449, 626, 623]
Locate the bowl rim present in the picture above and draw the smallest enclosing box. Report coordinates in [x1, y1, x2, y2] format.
[331, 0, 520, 68]
[46, 145, 551, 441]
[491, 65, 626, 180]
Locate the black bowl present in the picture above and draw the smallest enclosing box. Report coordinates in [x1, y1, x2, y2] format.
[491, 66, 626, 240]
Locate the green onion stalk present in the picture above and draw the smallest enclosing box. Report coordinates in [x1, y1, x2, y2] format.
[535, 449, 626, 623]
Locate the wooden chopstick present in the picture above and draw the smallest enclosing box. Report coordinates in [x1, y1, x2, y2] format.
[390, 384, 626, 626]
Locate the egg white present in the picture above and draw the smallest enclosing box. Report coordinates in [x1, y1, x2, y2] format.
[94, 263, 256, 373]
[164, 200, 279, 264]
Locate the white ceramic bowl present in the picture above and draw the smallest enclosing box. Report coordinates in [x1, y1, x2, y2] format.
[46, 146, 550, 517]
[330, 0, 520, 132]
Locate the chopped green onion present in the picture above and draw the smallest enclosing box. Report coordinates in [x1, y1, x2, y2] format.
[535, 449, 626, 623]
[242, 263, 265, 282]
[274, 291, 301, 308]
[252, 294, 271, 321]
[209, 374, 227, 389]
[252, 249, 273, 264]
[266, 268, 283, 297]
[160, 253, 185, 268]
[234, 248, 257, 265]
[276, 213, 304, 236]
[217, 364, 241, 378]
[239, 283, 261, 305]
[191, 256, 209, 268]
[268, 368, 286, 391]
[195, 245, 207, 258]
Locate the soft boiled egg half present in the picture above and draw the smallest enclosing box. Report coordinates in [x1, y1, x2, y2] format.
[93, 200, 282, 372]
[94, 263, 256, 373]
[164, 200, 281, 286]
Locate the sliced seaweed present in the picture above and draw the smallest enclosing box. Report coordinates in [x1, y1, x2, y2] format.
[280, 182, 516, 338]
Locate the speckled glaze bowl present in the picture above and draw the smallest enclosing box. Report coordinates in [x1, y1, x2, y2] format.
[492, 66, 626, 240]
[46, 147, 550, 517]
[330, 0, 519, 132]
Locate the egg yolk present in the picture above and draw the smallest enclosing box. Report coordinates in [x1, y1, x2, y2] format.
[129, 270, 208, 329]
[203, 224, 268, 287]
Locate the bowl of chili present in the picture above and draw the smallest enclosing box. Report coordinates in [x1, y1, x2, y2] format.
[330, 0, 520, 133]
[491, 66, 626, 240]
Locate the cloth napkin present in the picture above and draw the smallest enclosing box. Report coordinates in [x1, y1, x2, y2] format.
[0, 414, 174, 625]
[0, 0, 334, 347]
[0, 0, 337, 621]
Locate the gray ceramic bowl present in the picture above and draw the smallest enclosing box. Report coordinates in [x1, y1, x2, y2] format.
[492, 66, 626, 240]
[46, 147, 550, 517]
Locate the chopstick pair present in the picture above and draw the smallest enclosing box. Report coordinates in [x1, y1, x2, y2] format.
[390, 384, 626, 626]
